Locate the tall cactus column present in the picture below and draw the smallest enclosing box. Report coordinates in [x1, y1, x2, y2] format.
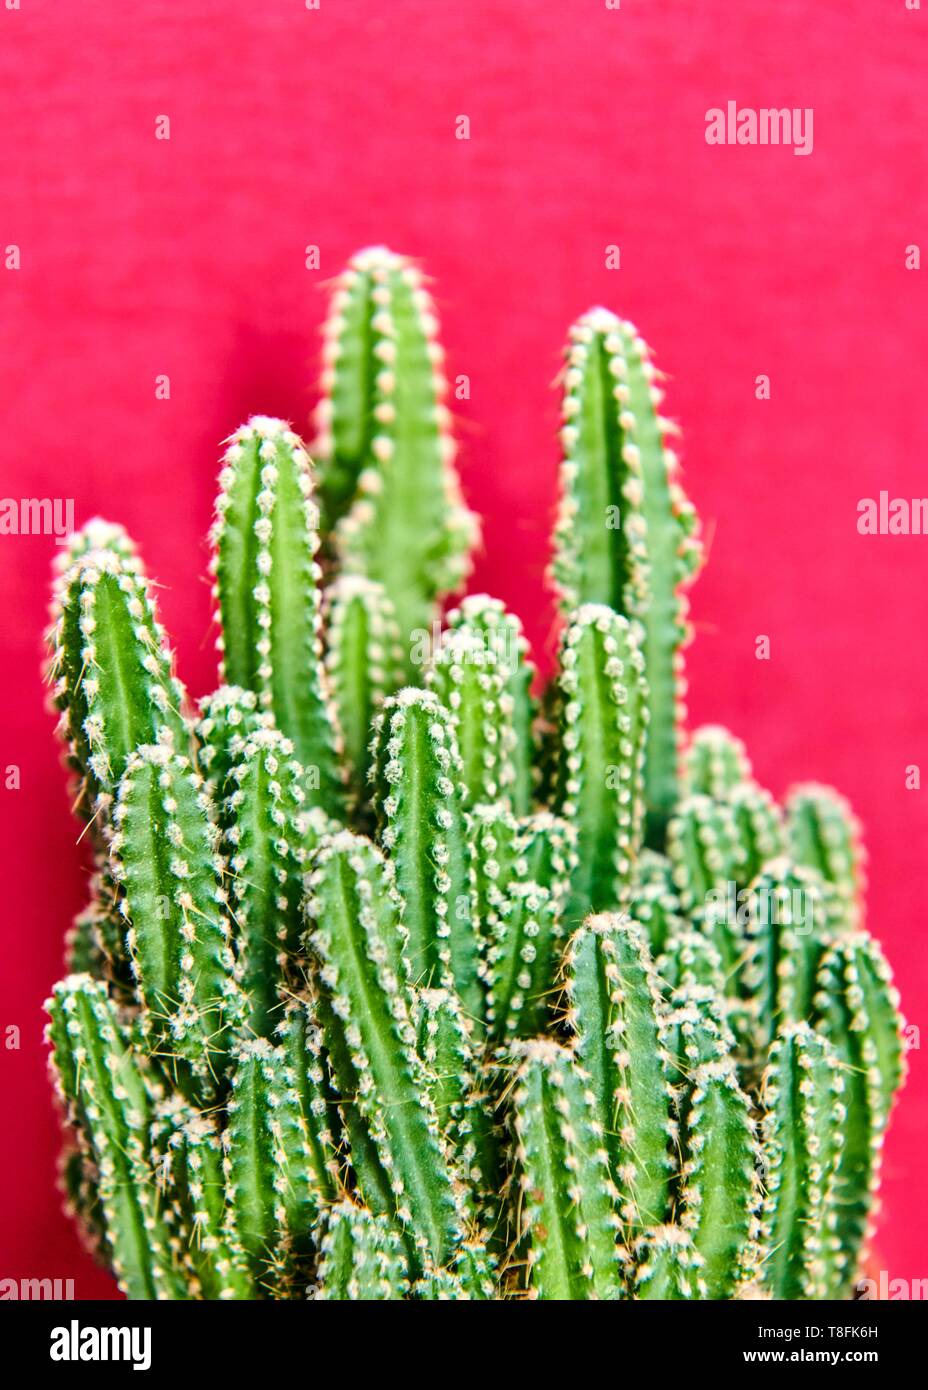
[313, 247, 478, 675]
[551, 310, 701, 844]
[211, 416, 345, 816]
[551, 605, 648, 922]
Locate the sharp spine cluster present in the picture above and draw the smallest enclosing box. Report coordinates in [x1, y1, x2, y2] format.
[43, 248, 904, 1300]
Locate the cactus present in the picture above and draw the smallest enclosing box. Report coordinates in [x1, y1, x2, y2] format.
[195, 685, 268, 804]
[46, 546, 188, 830]
[674, 1056, 763, 1298]
[323, 576, 403, 799]
[787, 783, 866, 930]
[683, 724, 753, 799]
[43, 249, 904, 1299]
[551, 604, 648, 925]
[211, 417, 345, 815]
[370, 688, 481, 1023]
[561, 913, 675, 1232]
[551, 309, 701, 844]
[813, 933, 906, 1281]
[444, 595, 538, 815]
[427, 623, 516, 812]
[315, 1200, 409, 1301]
[221, 1034, 334, 1295]
[510, 1039, 626, 1300]
[46, 976, 188, 1299]
[313, 246, 478, 674]
[758, 1023, 846, 1299]
[305, 831, 464, 1269]
[222, 727, 313, 1037]
[740, 859, 831, 1058]
[108, 742, 241, 1092]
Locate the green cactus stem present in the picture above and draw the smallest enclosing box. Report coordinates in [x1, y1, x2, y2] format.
[487, 881, 559, 1041]
[667, 794, 748, 979]
[468, 804, 520, 935]
[551, 311, 650, 617]
[413, 987, 500, 1215]
[552, 604, 648, 923]
[52, 516, 141, 574]
[658, 928, 726, 999]
[107, 742, 239, 1089]
[153, 1100, 253, 1300]
[315, 247, 478, 668]
[741, 860, 829, 1055]
[759, 1023, 845, 1300]
[194, 685, 268, 804]
[413, 986, 478, 1151]
[371, 688, 480, 1023]
[210, 416, 344, 814]
[510, 1039, 626, 1301]
[41, 264, 907, 1303]
[47, 544, 189, 828]
[628, 848, 684, 958]
[813, 933, 906, 1281]
[551, 310, 701, 844]
[562, 913, 674, 1231]
[663, 980, 733, 1075]
[223, 727, 312, 1037]
[324, 575, 403, 797]
[444, 595, 539, 815]
[787, 783, 866, 930]
[46, 975, 188, 1299]
[516, 812, 578, 919]
[474, 811, 576, 1041]
[223, 1034, 335, 1295]
[306, 831, 463, 1266]
[667, 793, 746, 916]
[633, 1226, 700, 1299]
[728, 782, 787, 887]
[59, 1144, 111, 1267]
[414, 1239, 497, 1300]
[64, 868, 131, 988]
[427, 625, 516, 811]
[683, 725, 753, 799]
[315, 1200, 409, 1301]
[676, 1057, 763, 1298]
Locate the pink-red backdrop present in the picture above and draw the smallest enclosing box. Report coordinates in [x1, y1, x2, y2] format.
[1, 0, 925, 1296]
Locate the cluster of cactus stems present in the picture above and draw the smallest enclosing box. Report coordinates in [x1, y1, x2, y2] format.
[44, 247, 905, 1301]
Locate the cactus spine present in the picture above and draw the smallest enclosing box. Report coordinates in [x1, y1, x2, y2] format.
[43, 249, 904, 1300]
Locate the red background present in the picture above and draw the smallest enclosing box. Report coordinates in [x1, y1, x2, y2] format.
[1, 0, 925, 1296]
